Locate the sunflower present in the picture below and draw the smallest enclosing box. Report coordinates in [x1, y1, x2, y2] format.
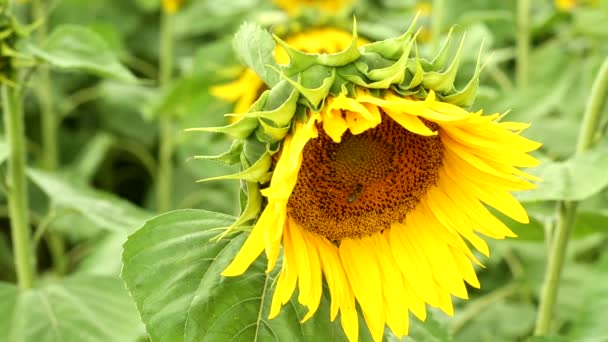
[201, 22, 541, 342]
[161, 0, 183, 14]
[272, 0, 354, 15]
[211, 28, 368, 116]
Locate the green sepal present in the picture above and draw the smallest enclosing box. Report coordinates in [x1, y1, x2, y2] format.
[283, 66, 336, 111]
[360, 15, 419, 60]
[403, 53, 424, 89]
[366, 36, 415, 83]
[440, 43, 484, 107]
[426, 27, 455, 71]
[197, 152, 272, 184]
[273, 35, 317, 74]
[242, 136, 268, 166]
[210, 180, 262, 242]
[315, 20, 361, 67]
[227, 79, 298, 127]
[275, 19, 360, 76]
[185, 90, 271, 139]
[422, 34, 466, 93]
[184, 117, 258, 139]
[189, 139, 244, 166]
[335, 64, 369, 91]
[257, 118, 291, 143]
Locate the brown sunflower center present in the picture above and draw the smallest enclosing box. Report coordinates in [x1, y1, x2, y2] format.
[287, 113, 444, 241]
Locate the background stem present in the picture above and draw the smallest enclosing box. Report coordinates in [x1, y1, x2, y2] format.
[431, 0, 445, 54]
[534, 56, 608, 334]
[516, 0, 529, 88]
[156, 10, 174, 212]
[2, 81, 34, 289]
[32, 0, 57, 171]
[32, 0, 67, 277]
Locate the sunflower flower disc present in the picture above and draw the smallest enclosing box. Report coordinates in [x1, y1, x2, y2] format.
[289, 112, 444, 240]
[200, 21, 542, 342]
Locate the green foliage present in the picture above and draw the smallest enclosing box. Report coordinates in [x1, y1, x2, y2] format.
[517, 142, 608, 202]
[0, 275, 143, 342]
[28, 169, 152, 234]
[25, 25, 136, 82]
[1, 0, 607, 341]
[568, 254, 608, 341]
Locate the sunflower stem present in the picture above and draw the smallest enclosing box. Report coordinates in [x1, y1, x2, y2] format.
[431, 0, 445, 54]
[3, 79, 34, 289]
[534, 56, 608, 335]
[516, 0, 529, 89]
[156, 7, 175, 212]
[534, 201, 577, 334]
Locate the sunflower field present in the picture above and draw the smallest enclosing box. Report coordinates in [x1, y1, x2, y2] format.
[1, 0, 607, 341]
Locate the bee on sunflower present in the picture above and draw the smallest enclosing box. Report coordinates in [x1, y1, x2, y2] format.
[191, 19, 541, 342]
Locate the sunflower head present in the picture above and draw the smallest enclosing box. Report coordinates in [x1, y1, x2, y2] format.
[193, 20, 540, 342]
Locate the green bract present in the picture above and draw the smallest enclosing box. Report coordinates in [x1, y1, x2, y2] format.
[187, 19, 483, 238]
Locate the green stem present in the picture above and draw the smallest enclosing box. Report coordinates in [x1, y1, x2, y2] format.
[46, 232, 68, 276]
[516, 0, 529, 89]
[431, 0, 445, 54]
[32, 0, 57, 171]
[534, 56, 608, 335]
[156, 9, 174, 212]
[576, 58, 608, 153]
[2, 82, 34, 289]
[534, 201, 577, 334]
[32, 0, 68, 276]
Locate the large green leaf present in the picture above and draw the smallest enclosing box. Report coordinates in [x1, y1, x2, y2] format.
[28, 169, 151, 234]
[516, 143, 608, 202]
[26, 25, 136, 82]
[122, 209, 370, 342]
[0, 275, 143, 342]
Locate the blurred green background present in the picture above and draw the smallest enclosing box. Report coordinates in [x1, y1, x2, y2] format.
[1, 0, 607, 341]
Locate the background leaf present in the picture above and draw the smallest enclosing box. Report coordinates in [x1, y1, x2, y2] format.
[516, 142, 608, 202]
[28, 169, 152, 234]
[25, 25, 136, 82]
[568, 254, 608, 341]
